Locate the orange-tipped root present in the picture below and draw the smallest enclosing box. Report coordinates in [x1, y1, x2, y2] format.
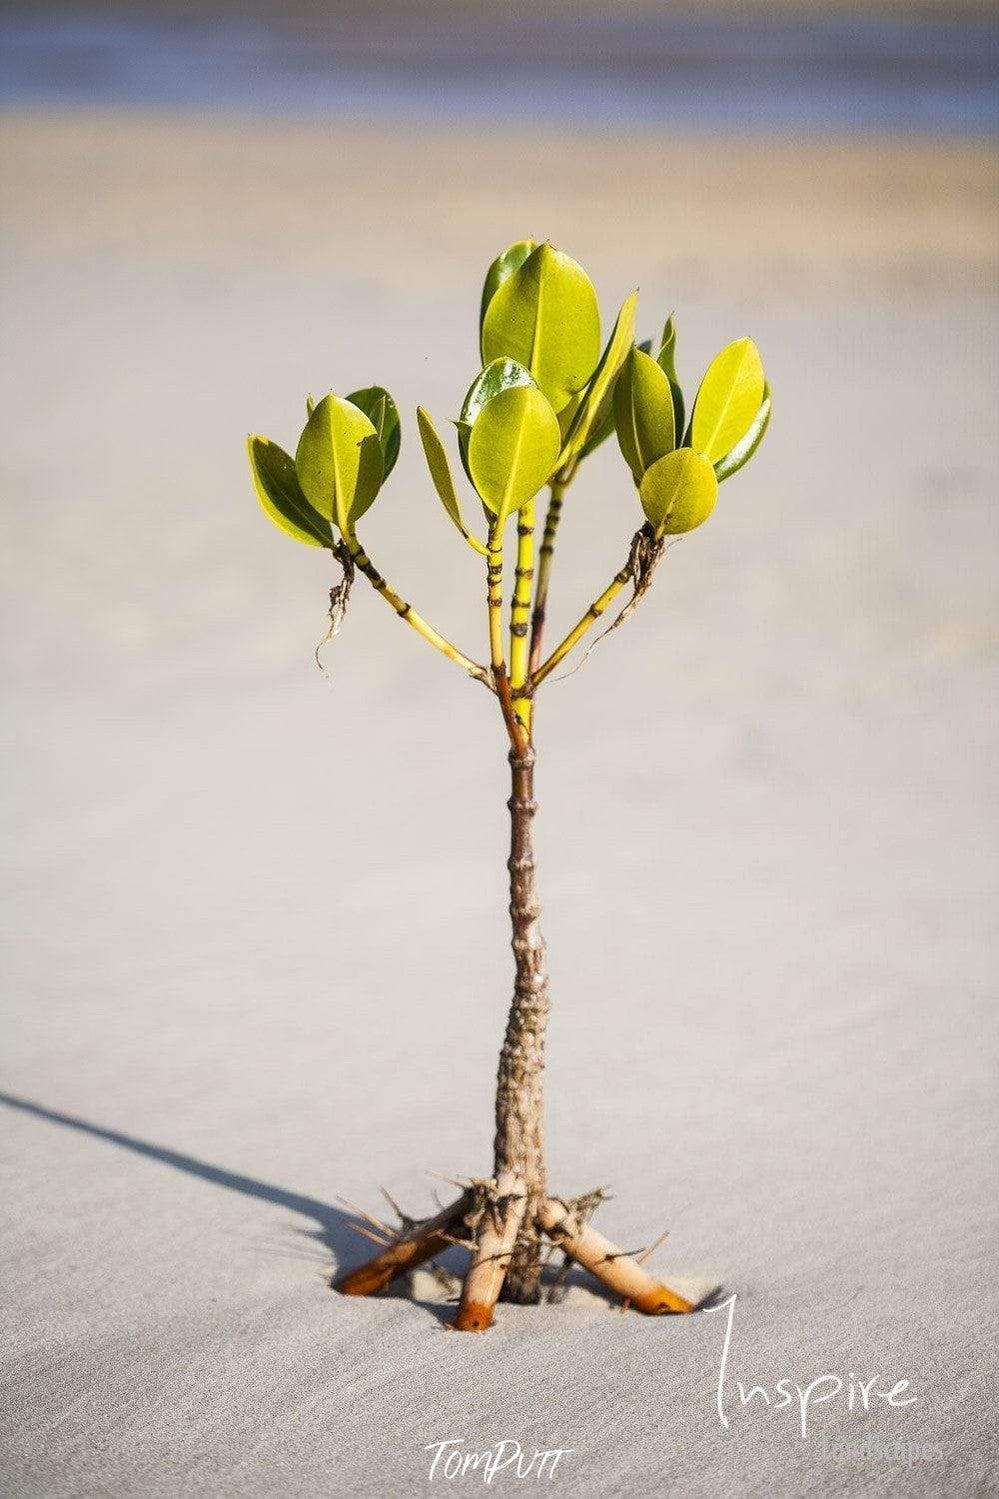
[538, 1198, 695, 1314]
[334, 1191, 472, 1298]
[453, 1172, 527, 1332]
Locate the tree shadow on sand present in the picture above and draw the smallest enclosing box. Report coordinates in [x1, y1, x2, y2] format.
[0, 1089, 464, 1324]
[2, 1091, 718, 1322]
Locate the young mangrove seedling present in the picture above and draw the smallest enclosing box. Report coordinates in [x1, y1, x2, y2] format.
[247, 240, 771, 1329]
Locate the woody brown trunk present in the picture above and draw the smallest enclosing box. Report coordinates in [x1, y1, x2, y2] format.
[494, 745, 550, 1302]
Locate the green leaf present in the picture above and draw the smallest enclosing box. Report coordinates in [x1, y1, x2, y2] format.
[295, 393, 384, 532]
[461, 358, 536, 430]
[457, 357, 536, 482]
[347, 385, 401, 480]
[416, 406, 487, 554]
[690, 337, 765, 463]
[467, 385, 561, 522]
[656, 316, 685, 438]
[479, 239, 537, 354]
[714, 381, 772, 482]
[558, 389, 584, 444]
[247, 435, 332, 549]
[305, 393, 315, 418]
[577, 407, 615, 460]
[657, 316, 678, 382]
[561, 290, 639, 464]
[639, 448, 718, 536]
[613, 345, 676, 485]
[480, 243, 601, 414]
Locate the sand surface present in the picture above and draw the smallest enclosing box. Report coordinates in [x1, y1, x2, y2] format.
[1, 111, 997, 1496]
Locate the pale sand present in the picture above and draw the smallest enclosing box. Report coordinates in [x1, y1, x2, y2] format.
[1, 111, 997, 1496]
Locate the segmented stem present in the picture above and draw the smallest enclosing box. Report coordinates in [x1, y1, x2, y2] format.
[530, 563, 632, 688]
[509, 500, 535, 736]
[486, 521, 528, 751]
[344, 530, 489, 685]
[528, 481, 565, 679]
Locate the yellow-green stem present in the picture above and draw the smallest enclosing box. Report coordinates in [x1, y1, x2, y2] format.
[486, 521, 528, 752]
[487, 525, 505, 679]
[509, 500, 535, 737]
[530, 564, 631, 689]
[528, 481, 565, 680]
[344, 531, 489, 685]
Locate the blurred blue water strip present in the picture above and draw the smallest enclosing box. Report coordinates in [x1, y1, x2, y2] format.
[2, 11, 997, 134]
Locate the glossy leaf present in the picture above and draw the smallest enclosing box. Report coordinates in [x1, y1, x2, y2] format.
[480, 243, 601, 414]
[562, 290, 639, 463]
[639, 448, 718, 536]
[295, 393, 384, 531]
[248, 435, 332, 548]
[457, 357, 536, 482]
[479, 239, 536, 353]
[656, 316, 685, 438]
[467, 385, 561, 521]
[613, 345, 676, 485]
[347, 385, 401, 480]
[714, 380, 772, 482]
[461, 358, 536, 431]
[417, 406, 487, 554]
[690, 337, 765, 463]
[602, 335, 655, 462]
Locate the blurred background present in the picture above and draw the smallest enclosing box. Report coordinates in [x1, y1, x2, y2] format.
[2, 4, 997, 1497]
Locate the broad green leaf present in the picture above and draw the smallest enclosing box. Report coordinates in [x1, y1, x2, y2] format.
[656, 316, 685, 437]
[416, 406, 487, 555]
[479, 239, 536, 354]
[467, 385, 561, 521]
[481, 243, 601, 414]
[457, 357, 536, 483]
[714, 381, 772, 482]
[347, 385, 401, 480]
[561, 290, 639, 463]
[690, 337, 765, 463]
[295, 393, 384, 531]
[461, 358, 536, 430]
[247, 435, 332, 549]
[613, 345, 676, 485]
[639, 448, 718, 536]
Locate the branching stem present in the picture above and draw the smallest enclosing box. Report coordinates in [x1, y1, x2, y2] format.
[487, 519, 530, 753]
[530, 525, 666, 689]
[343, 530, 490, 686]
[527, 480, 565, 679]
[530, 563, 632, 688]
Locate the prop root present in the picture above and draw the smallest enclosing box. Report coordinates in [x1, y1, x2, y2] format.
[333, 1191, 472, 1297]
[539, 1198, 695, 1314]
[335, 1183, 701, 1325]
[453, 1172, 527, 1332]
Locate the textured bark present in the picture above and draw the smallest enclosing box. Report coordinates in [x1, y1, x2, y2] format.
[494, 746, 550, 1302]
[538, 1199, 696, 1314]
[333, 1192, 471, 1297]
[454, 1171, 527, 1331]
